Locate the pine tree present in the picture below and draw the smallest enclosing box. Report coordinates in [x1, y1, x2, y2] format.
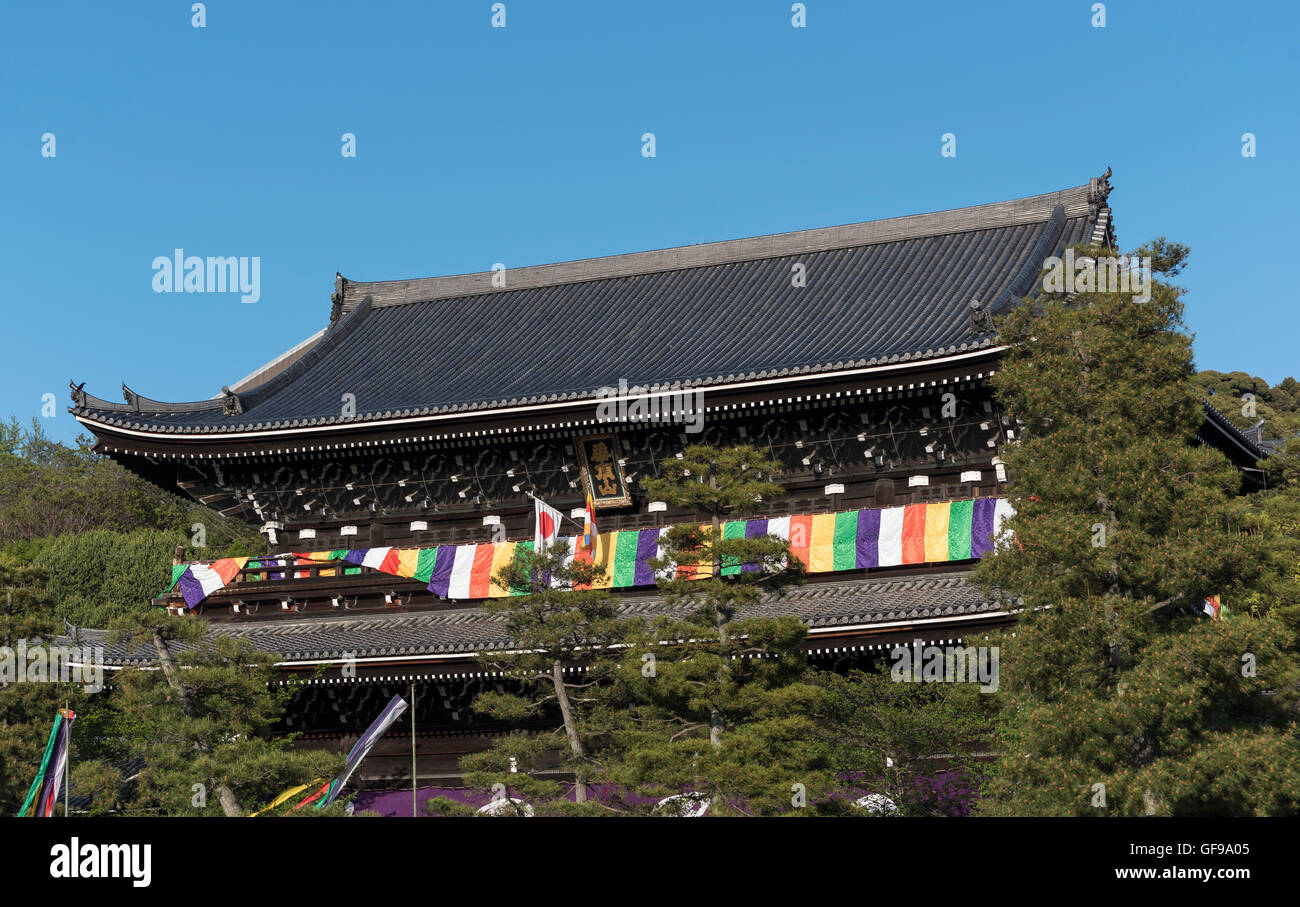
[106, 609, 341, 816]
[0, 561, 112, 814]
[1241, 441, 1300, 643]
[808, 669, 993, 816]
[974, 239, 1300, 815]
[597, 444, 825, 815]
[457, 542, 627, 814]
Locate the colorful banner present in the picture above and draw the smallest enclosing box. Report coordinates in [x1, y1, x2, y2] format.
[18, 708, 75, 817]
[249, 779, 323, 818]
[162, 497, 1013, 608]
[317, 694, 408, 808]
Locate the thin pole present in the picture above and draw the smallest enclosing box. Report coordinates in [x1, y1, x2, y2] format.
[410, 681, 417, 818]
[63, 703, 70, 818]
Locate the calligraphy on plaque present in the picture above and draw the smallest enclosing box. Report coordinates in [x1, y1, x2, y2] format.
[575, 434, 631, 508]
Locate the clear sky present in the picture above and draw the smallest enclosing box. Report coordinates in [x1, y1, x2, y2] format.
[3, 0, 1296, 442]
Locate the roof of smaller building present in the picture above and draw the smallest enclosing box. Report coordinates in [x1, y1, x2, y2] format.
[1200, 403, 1269, 464]
[67, 572, 998, 666]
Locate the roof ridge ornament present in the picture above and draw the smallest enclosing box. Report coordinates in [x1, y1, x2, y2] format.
[1089, 166, 1113, 207]
[121, 384, 140, 411]
[968, 298, 995, 335]
[69, 381, 86, 408]
[221, 386, 244, 417]
[330, 272, 346, 324]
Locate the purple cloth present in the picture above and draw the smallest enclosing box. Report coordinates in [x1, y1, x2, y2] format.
[266, 556, 285, 581]
[742, 519, 767, 572]
[634, 529, 660, 586]
[176, 571, 205, 608]
[426, 545, 456, 598]
[855, 508, 880, 569]
[970, 498, 997, 558]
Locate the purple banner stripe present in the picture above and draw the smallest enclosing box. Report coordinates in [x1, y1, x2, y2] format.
[427, 546, 456, 598]
[970, 498, 997, 558]
[634, 529, 660, 586]
[856, 508, 880, 569]
[176, 570, 205, 608]
[742, 518, 768, 572]
[266, 556, 285, 581]
[344, 550, 368, 566]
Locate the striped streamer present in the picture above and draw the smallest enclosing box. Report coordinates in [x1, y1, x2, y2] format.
[18, 709, 75, 817]
[162, 498, 1013, 606]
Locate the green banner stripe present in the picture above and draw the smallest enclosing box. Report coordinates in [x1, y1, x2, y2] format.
[833, 510, 859, 571]
[510, 541, 535, 594]
[948, 499, 973, 560]
[413, 548, 439, 584]
[612, 531, 640, 586]
[720, 520, 746, 575]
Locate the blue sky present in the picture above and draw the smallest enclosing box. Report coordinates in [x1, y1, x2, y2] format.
[3, 0, 1296, 442]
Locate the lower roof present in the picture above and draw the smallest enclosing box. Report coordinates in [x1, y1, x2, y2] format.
[68, 571, 1000, 666]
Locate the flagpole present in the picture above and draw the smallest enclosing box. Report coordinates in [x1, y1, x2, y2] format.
[63, 702, 70, 818]
[410, 681, 417, 818]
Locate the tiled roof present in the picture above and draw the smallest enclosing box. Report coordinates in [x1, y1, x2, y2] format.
[67, 572, 999, 666]
[1200, 403, 1268, 462]
[71, 179, 1111, 435]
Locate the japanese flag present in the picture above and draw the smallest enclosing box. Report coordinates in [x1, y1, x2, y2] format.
[534, 497, 564, 550]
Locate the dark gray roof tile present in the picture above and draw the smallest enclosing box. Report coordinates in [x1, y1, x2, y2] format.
[73, 182, 1104, 434]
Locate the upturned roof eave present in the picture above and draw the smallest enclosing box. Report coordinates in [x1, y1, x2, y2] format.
[71, 343, 1006, 447]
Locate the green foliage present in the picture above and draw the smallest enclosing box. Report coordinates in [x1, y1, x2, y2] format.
[1192, 370, 1300, 439]
[423, 795, 478, 817]
[0, 419, 181, 544]
[600, 622, 827, 815]
[591, 444, 826, 815]
[0, 409, 312, 818]
[27, 529, 187, 626]
[69, 757, 130, 816]
[462, 544, 627, 809]
[640, 443, 786, 524]
[0, 419, 263, 626]
[100, 619, 342, 816]
[809, 669, 993, 815]
[0, 560, 105, 814]
[1237, 444, 1300, 642]
[974, 240, 1300, 816]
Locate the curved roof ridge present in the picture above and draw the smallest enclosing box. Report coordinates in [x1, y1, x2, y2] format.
[70, 297, 376, 419]
[237, 295, 377, 411]
[68, 384, 225, 416]
[996, 203, 1068, 312]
